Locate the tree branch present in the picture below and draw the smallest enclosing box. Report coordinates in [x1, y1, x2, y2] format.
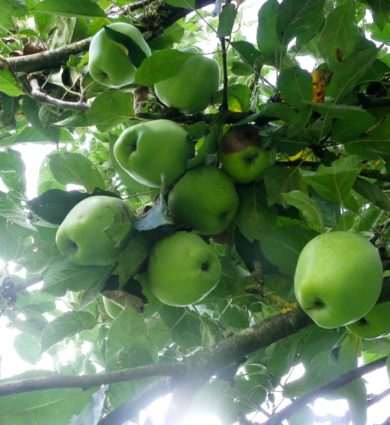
[0, 363, 183, 397]
[265, 357, 387, 425]
[2, 38, 92, 73]
[98, 377, 173, 425]
[219, 36, 229, 111]
[0, 308, 310, 397]
[29, 78, 90, 111]
[1, 0, 215, 74]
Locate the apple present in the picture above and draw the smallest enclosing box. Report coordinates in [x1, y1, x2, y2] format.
[88, 22, 151, 88]
[113, 119, 194, 188]
[219, 125, 273, 183]
[56, 196, 134, 266]
[147, 231, 221, 306]
[294, 231, 383, 329]
[154, 48, 220, 114]
[346, 301, 390, 339]
[168, 165, 239, 235]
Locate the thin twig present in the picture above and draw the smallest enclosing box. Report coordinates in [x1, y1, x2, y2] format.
[220, 36, 229, 111]
[29, 78, 90, 111]
[265, 357, 387, 425]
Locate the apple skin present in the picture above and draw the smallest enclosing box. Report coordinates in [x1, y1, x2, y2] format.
[168, 166, 239, 236]
[154, 50, 220, 114]
[219, 125, 272, 184]
[147, 231, 221, 306]
[56, 196, 134, 266]
[294, 231, 383, 329]
[113, 119, 194, 188]
[346, 301, 390, 339]
[88, 22, 151, 88]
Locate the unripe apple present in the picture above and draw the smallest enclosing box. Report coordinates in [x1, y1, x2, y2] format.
[147, 231, 221, 306]
[113, 119, 194, 188]
[88, 22, 151, 88]
[294, 231, 383, 329]
[56, 196, 134, 266]
[168, 166, 239, 235]
[154, 48, 220, 114]
[219, 125, 273, 183]
[346, 301, 390, 339]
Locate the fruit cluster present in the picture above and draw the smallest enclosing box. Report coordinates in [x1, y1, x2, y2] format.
[55, 22, 387, 339]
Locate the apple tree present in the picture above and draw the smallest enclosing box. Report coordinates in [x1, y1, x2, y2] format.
[0, 0, 389, 424]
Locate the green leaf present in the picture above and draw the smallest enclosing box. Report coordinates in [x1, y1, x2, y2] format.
[0, 192, 35, 231]
[43, 259, 111, 296]
[278, 66, 312, 108]
[33, 0, 105, 17]
[326, 46, 379, 99]
[259, 223, 317, 276]
[48, 151, 105, 192]
[277, 0, 325, 46]
[135, 49, 192, 86]
[301, 156, 362, 205]
[312, 104, 377, 142]
[116, 232, 155, 286]
[13, 333, 41, 364]
[264, 165, 303, 206]
[317, 3, 361, 69]
[345, 115, 390, 158]
[0, 372, 95, 425]
[257, 0, 285, 67]
[217, 3, 237, 38]
[236, 185, 277, 242]
[28, 189, 89, 224]
[363, 0, 390, 30]
[104, 26, 147, 68]
[0, 148, 26, 194]
[106, 306, 157, 361]
[353, 177, 390, 211]
[70, 387, 106, 425]
[0, 70, 24, 97]
[41, 311, 96, 352]
[231, 41, 262, 68]
[0, 0, 27, 28]
[282, 190, 324, 231]
[87, 91, 134, 132]
[164, 0, 195, 8]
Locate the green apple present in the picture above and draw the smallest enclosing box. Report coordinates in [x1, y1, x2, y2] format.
[147, 231, 221, 306]
[346, 301, 390, 339]
[88, 22, 151, 88]
[56, 196, 134, 266]
[154, 48, 220, 114]
[113, 119, 194, 188]
[294, 231, 383, 329]
[168, 165, 239, 235]
[219, 125, 273, 184]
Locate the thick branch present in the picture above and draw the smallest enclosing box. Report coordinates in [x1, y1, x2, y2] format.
[3, 38, 92, 73]
[29, 79, 90, 111]
[98, 377, 173, 425]
[0, 363, 182, 397]
[0, 308, 310, 397]
[1, 0, 214, 74]
[265, 357, 387, 425]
